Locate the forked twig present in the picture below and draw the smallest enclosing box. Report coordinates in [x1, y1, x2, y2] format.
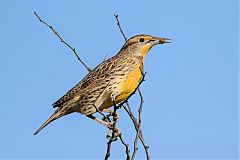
[34, 11, 91, 72]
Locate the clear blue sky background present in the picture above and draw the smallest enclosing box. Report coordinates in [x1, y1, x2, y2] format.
[0, 0, 238, 159]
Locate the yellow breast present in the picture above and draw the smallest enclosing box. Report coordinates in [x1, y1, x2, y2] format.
[115, 63, 142, 103]
[98, 63, 142, 110]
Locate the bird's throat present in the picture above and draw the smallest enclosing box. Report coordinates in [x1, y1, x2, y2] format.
[140, 45, 152, 59]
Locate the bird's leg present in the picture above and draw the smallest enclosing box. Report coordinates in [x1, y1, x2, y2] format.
[106, 121, 120, 141]
[110, 93, 120, 120]
[105, 94, 121, 140]
[86, 114, 113, 129]
[101, 109, 121, 140]
[86, 114, 119, 140]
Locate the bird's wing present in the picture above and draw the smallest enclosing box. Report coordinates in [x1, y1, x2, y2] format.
[52, 56, 120, 107]
[52, 71, 95, 107]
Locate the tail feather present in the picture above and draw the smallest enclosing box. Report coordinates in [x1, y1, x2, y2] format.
[34, 108, 64, 135]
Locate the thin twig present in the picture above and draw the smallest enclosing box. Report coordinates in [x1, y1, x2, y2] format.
[119, 134, 131, 160]
[105, 139, 113, 160]
[124, 103, 150, 160]
[125, 103, 146, 144]
[33, 11, 92, 72]
[123, 103, 144, 143]
[131, 88, 144, 160]
[123, 104, 138, 128]
[114, 14, 128, 42]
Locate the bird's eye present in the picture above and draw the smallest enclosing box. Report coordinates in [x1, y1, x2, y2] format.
[139, 38, 145, 42]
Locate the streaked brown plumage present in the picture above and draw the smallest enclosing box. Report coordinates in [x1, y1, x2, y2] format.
[34, 34, 170, 135]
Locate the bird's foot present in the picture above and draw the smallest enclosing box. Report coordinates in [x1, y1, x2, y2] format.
[106, 122, 121, 141]
[102, 111, 119, 122]
[109, 110, 120, 120]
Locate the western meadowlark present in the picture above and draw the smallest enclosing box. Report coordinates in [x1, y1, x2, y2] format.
[34, 34, 170, 135]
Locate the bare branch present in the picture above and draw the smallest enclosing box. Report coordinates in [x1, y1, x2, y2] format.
[114, 14, 128, 42]
[105, 139, 113, 160]
[119, 134, 131, 160]
[131, 88, 144, 160]
[124, 103, 150, 160]
[123, 104, 138, 128]
[104, 98, 119, 160]
[123, 103, 144, 143]
[33, 11, 92, 72]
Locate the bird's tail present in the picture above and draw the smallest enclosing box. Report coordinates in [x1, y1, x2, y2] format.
[34, 107, 68, 135]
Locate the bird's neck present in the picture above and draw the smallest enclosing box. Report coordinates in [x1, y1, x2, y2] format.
[116, 45, 151, 72]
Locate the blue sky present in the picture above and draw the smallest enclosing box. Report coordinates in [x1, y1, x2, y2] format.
[0, 0, 238, 159]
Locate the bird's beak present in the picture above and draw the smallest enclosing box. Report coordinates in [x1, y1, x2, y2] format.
[154, 37, 171, 44]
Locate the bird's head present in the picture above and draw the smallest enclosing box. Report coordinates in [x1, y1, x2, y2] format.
[120, 34, 170, 58]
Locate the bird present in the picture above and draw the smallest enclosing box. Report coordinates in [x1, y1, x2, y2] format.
[34, 34, 170, 135]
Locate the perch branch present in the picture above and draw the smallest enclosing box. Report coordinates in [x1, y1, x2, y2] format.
[104, 99, 119, 160]
[33, 11, 91, 72]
